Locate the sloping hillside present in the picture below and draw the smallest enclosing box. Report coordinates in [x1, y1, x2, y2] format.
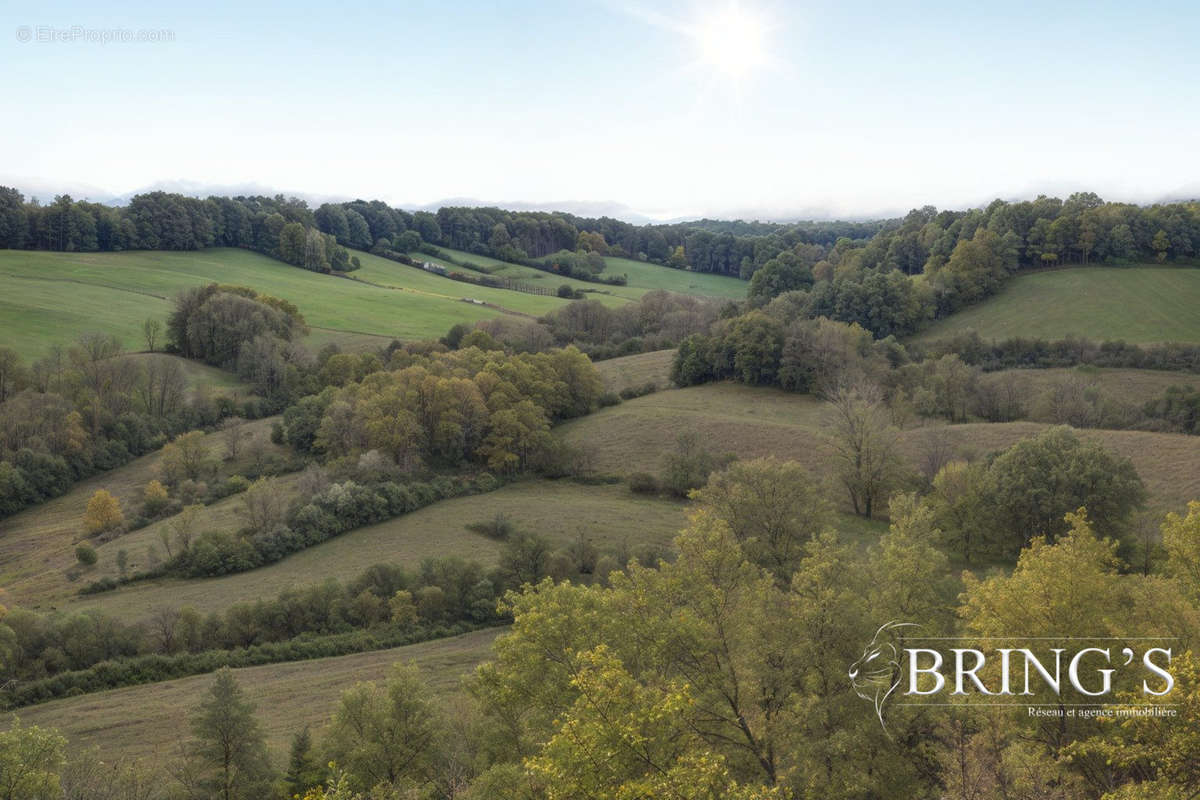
[914, 266, 1200, 344]
[16, 627, 501, 760]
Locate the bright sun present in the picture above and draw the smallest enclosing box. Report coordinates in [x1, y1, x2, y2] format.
[688, 2, 770, 80]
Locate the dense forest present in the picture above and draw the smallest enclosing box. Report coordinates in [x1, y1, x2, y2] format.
[2, 187, 1197, 281]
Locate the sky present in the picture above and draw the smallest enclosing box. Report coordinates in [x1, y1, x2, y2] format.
[2, 0, 1198, 221]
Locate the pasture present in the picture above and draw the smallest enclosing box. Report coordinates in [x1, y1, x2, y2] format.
[989, 365, 1200, 407]
[601, 256, 747, 299]
[419, 247, 645, 305]
[26, 480, 688, 621]
[0, 417, 286, 609]
[914, 266, 1200, 344]
[0, 249, 516, 358]
[593, 349, 676, 393]
[559, 382, 1200, 517]
[420, 246, 748, 300]
[15, 627, 502, 761]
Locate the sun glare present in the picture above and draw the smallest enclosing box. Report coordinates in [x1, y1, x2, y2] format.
[689, 2, 770, 80]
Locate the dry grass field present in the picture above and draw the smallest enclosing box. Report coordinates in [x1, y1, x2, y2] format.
[990, 366, 1200, 407]
[16, 627, 502, 762]
[560, 383, 1200, 518]
[60, 480, 688, 622]
[0, 417, 287, 609]
[594, 349, 676, 393]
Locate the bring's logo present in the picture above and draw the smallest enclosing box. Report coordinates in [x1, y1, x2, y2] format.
[849, 624, 1177, 731]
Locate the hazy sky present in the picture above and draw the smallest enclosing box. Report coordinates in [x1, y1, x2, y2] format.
[3, 0, 1198, 219]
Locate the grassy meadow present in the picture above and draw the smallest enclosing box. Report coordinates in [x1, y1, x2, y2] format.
[989, 365, 1200, 406]
[420, 246, 748, 300]
[601, 256, 748, 298]
[340, 249, 583, 314]
[915, 266, 1200, 344]
[0, 249, 514, 358]
[0, 247, 753, 361]
[419, 247, 646, 305]
[66, 480, 688, 623]
[16, 627, 501, 761]
[558, 382, 1200, 517]
[593, 349, 676, 392]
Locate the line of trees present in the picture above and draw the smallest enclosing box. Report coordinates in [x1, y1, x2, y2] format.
[4, 187, 1198, 282]
[1, 556, 507, 707]
[0, 189, 353, 271]
[672, 307, 1200, 436]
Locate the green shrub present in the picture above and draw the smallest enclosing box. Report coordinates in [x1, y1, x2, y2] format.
[74, 544, 98, 566]
[628, 472, 659, 495]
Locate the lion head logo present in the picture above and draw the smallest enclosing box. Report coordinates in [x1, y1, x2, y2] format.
[849, 621, 918, 731]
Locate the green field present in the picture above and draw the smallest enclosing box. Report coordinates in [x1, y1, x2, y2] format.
[342, 249, 583, 314]
[16, 627, 501, 761]
[991, 366, 1200, 407]
[423, 247, 748, 301]
[914, 266, 1200, 344]
[0, 249, 535, 359]
[601, 256, 748, 299]
[420, 247, 646, 305]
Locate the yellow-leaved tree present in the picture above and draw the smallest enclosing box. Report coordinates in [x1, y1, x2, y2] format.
[83, 489, 123, 534]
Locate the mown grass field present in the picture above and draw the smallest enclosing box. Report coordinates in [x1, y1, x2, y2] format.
[914, 266, 1200, 344]
[421, 247, 645, 305]
[559, 383, 1200, 517]
[601, 256, 748, 299]
[16, 627, 501, 761]
[341, 249, 581, 314]
[594, 349, 676, 393]
[14, 479, 685, 621]
[991, 365, 1200, 407]
[420, 247, 747, 301]
[0, 249, 518, 359]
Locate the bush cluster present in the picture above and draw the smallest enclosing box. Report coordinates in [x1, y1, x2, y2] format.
[168, 474, 500, 578]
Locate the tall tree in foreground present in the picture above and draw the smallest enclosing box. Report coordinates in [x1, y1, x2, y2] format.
[824, 380, 903, 517]
[179, 667, 272, 800]
[323, 663, 438, 795]
[691, 456, 832, 582]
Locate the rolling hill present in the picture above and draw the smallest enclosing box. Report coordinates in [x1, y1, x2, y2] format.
[558, 382, 1200, 517]
[0, 249, 535, 358]
[15, 627, 501, 761]
[601, 256, 747, 299]
[65, 480, 687, 623]
[417, 246, 748, 300]
[593, 349, 676, 393]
